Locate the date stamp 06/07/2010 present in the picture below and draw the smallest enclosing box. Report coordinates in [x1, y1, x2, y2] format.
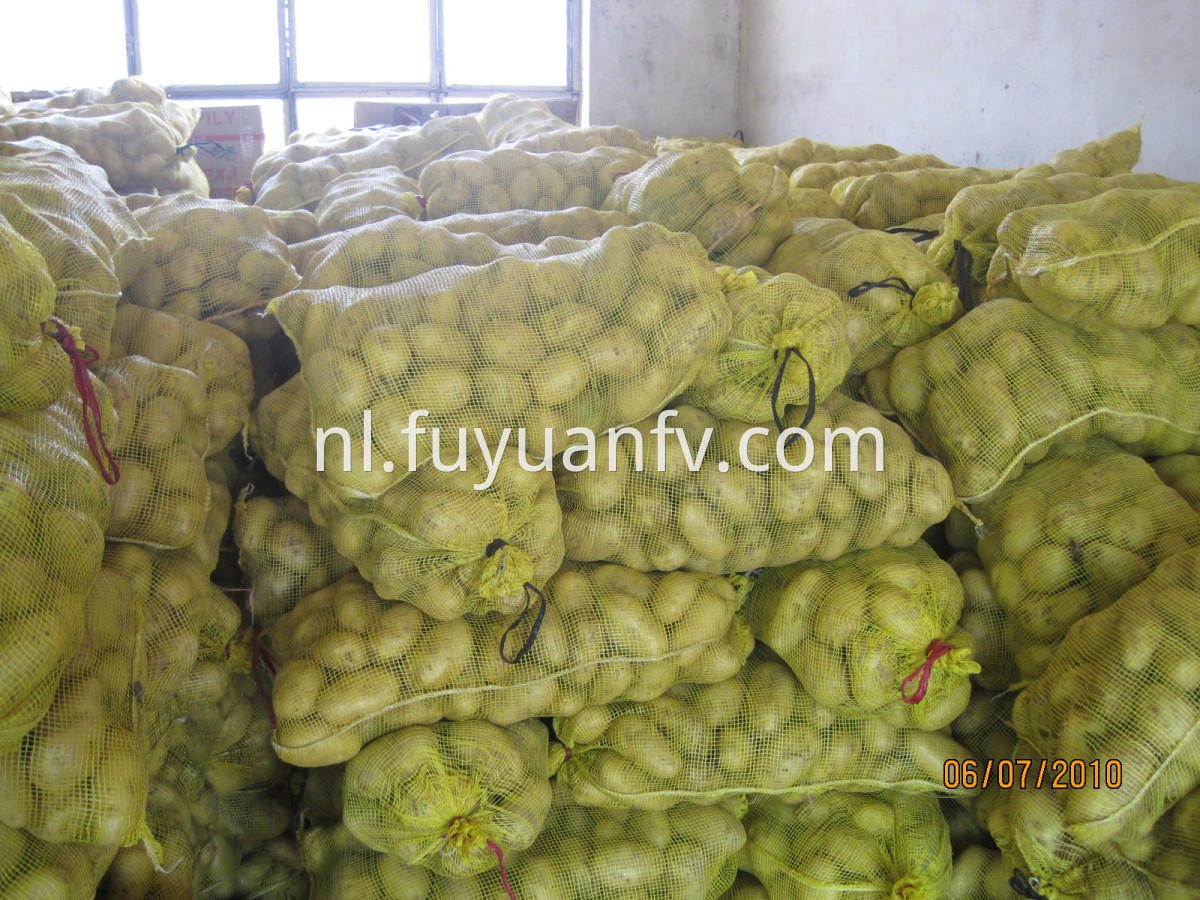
[943, 758, 1123, 791]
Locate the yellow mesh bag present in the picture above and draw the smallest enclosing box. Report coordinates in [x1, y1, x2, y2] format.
[789, 152, 952, 193]
[313, 167, 423, 234]
[300, 764, 346, 826]
[717, 871, 770, 899]
[885, 298, 1200, 500]
[0, 820, 117, 900]
[342, 719, 552, 876]
[767, 217, 962, 374]
[125, 193, 300, 342]
[234, 493, 356, 626]
[987, 187, 1200, 330]
[249, 375, 565, 619]
[557, 394, 954, 573]
[419, 145, 648, 218]
[971, 439, 1200, 682]
[555, 646, 975, 810]
[986, 742, 1157, 900]
[266, 564, 753, 767]
[948, 846, 1025, 900]
[950, 689, 1017, 769]
[109, 304, 254, 455]
[833, 166, 1019, 232]
[732, 138, 902, 174]
[229, 835, 309, 900]
[742, 541, 978, 731]
[435, 206, 637, 244]
[604, 145, 792, 267]
[679, 267, 852, 425]
[510, 124, 654, 156]
[268, 223, 731, 500]
[1017, 123, 1143, 180]
[1153, 453, 1200, 512]
[250, 124, 414, 186]
[0, 380, 112, 752]
[260, 208, 320, 245]
[1114, 784, 1200, 900]
[253, 115, 487, 211]
[178, 457, 233, 578]
[303, 785, 745, 900]
[1012, 548, 1200, 848]
[477, 95, 573, 147]
[786, 186, 843, 220]
[656, 133, 745, 153]
[739, 791, 952, 900]
[949, 551, 1019, 692]
[96, 355, 212, 549]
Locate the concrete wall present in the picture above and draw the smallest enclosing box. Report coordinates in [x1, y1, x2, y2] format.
[585, 0, 741, 139]
[737, 0, 1200, 181]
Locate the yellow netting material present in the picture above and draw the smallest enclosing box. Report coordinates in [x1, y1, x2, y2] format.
[656, 133, 746, 153]
[342, 719, 552, 876]
[555, 647, 976, 811]
[250, 375, 565, 619]
[14, 76, 198, 146]
[831, 167, 1019, 231]
[1016, 123, 1143, 180]
[260, 208, 320, 246]
[557, 394, 954, 573]
[1115, 784, 1200, 900]
[767, 217, 961, 374]
[0, 381, 112, 753]
[679, 267, 851, 424]
[234, 493, 356, 626]
[178, 457, 233, 578]
[435, 206, 638, 245]
[739, 791, 952, 900]
[253, 115, 488, 211]
[732, 138, 902, 174]
[1153, 453, 1200, 512]
[985, 742, 1157, 900]
[1012, 549, 1200, 849]
[250, 124, 414, 186]
[950, 690, 1017, 774]
[510, 124, 655, 156]
[418, 145, 649, 218]
[312, 167, 423, 235]
[987, 187, 1200, 330]
[0, 820, 117, 900]
[109, 304, 254, 455]
[948, 846, 1027, 900]
[302, 786, 745, 900]
[949, 551, 1019, 692]
[742, 541, 978, 731]
[268, 223, 731, 501]
[972, 439, 1200, 682]
[125, 193, 300, 343]
[603, 145, 792, 267]
[786, 186, 844, 220]
[789, 153, 953, 193]
[477, 95, 573, 147]
[96, 355, 212, 549]
[717, 871, 771, 900]
[886, 298, 1200, 501]
[266, 564, 752, 767]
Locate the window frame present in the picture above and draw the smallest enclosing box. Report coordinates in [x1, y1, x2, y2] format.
[121, 0, 582, 135]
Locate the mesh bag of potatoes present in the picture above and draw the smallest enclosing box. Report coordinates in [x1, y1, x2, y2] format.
[418, 145, 649, 218]
[125, 193, 300, 342]
[0, 820, 117, 900]
[949, 550, 1019, 691]
[95, 355, 212, 549]
[553, 647, 975, 810]
[250, 375, 565, 620]
[986, 187, 1200, 330]
[509, 124, 654, 156]
[109, 304, 254, 455]
[885, 298, 1200, 500]
[970, 439, 1200, 682]
[342, 719, 552, 877]
[303, 784, 745, 900]
[250, 123, 415, 186]
[1013, 122, 1142, 181]
[1012, 547, 1200, 849]
[738, 791, 952, 900]
[266, 564, 753, 767]
[767, 217, 962, 374]
[234, 493, 356, 626]
[656, 133, 746, 153]
[741, 541, 980, 731]
[678, 266, 851, 425]
[313, 166, 423, 234]
[254, 115, 488, 211]
[832, 165, 1020, 232]
[556, 394, 954, 574]
[0, 379, 113, 753]
[947, 846, 1019, 900]
[180, 457, 233, 577]
[435, 206, 637, 245]
[788, 152, 952, 193]
[1153, 453, 1200, 512]
[261, 207, 321, 245]
[1114, 784, 1200, 900]
[785, 186, 843, 220]
[268, 223, 732, 501]
[477, 94, 573, 146]
[731, 137, 902, 174]
[603, 145, 792, 267]
[717, 871, 770, 900]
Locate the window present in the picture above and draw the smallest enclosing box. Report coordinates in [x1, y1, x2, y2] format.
[3, 0, 581, 147]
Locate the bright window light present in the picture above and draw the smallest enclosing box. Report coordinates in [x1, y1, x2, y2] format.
[2, 2, 127, 92]
[294, 0, 430, 83]
[444, 0, 567, 87]
[139, 0, 280, 85]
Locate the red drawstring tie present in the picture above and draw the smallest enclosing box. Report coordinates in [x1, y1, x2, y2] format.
[441, 819, 516, 900]
[900, 639, 957, 704]
[250, 626, 278, 730]
[43, 317, 119, 485]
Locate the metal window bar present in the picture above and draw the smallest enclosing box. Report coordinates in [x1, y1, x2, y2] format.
[122, 0, 580, 138]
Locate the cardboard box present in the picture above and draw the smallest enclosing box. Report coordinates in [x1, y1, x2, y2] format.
[189, 105, 265, 200]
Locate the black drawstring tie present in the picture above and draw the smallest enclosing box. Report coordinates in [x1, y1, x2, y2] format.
[1009, 869, 1049, 900]
[499, 582, 547, 665]
[770, 346, 817, 448]
[848, 276, 918, 302]
[883, 226, 940, 241]
[954, 239, 976, 311]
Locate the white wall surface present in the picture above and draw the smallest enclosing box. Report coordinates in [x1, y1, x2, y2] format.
[736, 0, 1200, 181]
[585, 0, 741, 139]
